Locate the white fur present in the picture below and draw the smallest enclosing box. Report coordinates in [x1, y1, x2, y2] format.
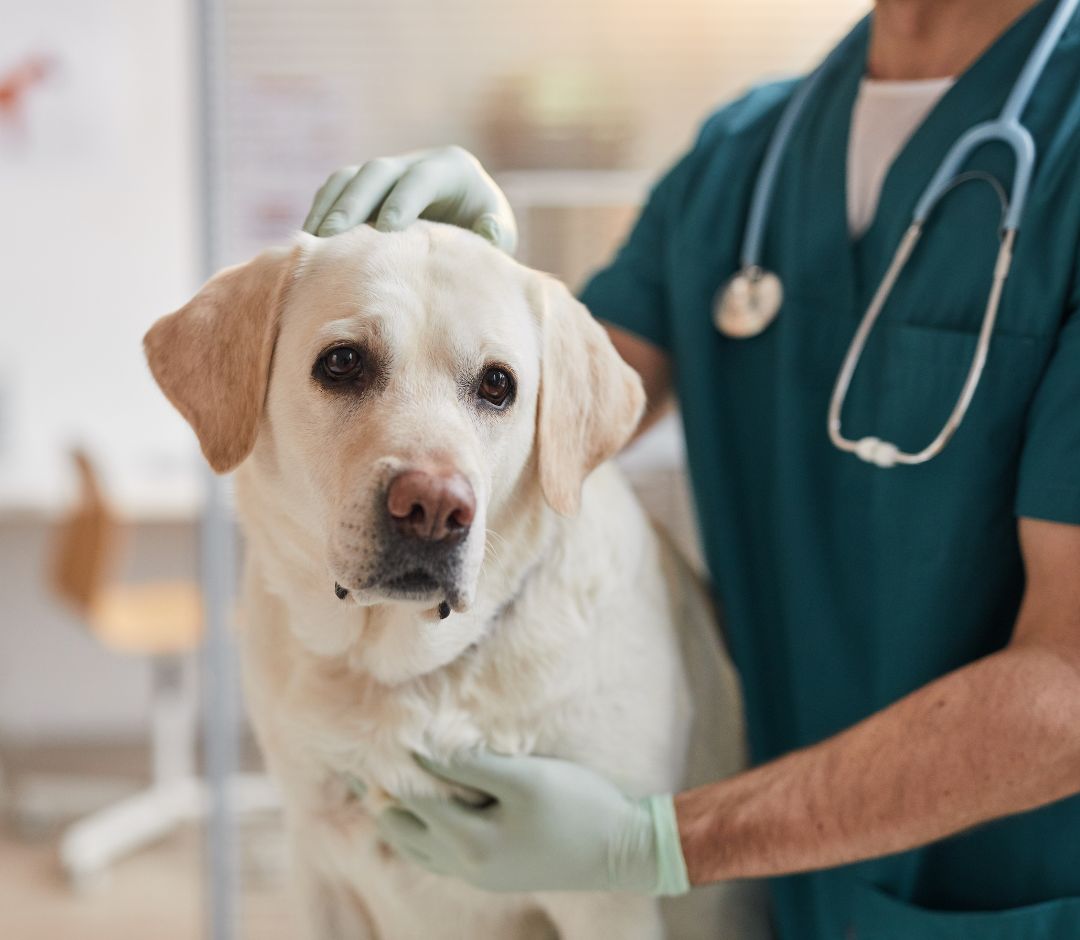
[215, 224, 763, 938]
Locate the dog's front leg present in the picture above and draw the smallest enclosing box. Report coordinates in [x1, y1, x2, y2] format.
[538, 891, 664, 940]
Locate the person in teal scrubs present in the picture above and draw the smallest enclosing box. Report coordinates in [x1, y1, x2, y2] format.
[304, 0, 1080, 935]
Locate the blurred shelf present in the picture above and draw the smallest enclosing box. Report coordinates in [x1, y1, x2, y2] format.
[496, 169, 652, 210]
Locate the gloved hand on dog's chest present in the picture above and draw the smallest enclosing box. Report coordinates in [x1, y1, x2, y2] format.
[375, 750, 690, 896]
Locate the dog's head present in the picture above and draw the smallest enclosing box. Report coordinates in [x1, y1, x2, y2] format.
[145, 223, 643, 622]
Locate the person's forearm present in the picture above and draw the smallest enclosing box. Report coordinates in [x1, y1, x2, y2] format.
[602, 322, 673, 439]
[675, 642, 1080, 884]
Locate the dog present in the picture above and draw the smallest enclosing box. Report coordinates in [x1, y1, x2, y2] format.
[144, 222, 764, 939]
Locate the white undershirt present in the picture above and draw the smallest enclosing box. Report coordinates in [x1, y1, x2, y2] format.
[846, 76, 955, 237]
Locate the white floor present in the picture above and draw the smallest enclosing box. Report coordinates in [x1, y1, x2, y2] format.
[0, 817, 295, 940]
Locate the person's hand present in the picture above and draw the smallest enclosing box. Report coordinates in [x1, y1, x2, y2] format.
[303, 146, 518, 253]
[375, 750, 690, 895]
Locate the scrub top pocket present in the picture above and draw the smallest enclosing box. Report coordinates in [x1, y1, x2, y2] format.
[871, 322, 1045, 462]
[843, 322, 1049, 673]
[849, 880, 1080, 939]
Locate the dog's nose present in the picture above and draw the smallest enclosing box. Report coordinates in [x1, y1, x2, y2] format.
[386, 469, 475, 542]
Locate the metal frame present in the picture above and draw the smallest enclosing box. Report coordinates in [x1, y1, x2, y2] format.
[194, 0, 239, 937]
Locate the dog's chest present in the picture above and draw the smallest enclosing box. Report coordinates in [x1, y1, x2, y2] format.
[243, 515, 633, 814]
[274, 632, 552, 813]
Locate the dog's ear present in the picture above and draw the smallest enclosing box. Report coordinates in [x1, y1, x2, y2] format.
[533, 275, 646, 516]
[144, 244, 303, 473]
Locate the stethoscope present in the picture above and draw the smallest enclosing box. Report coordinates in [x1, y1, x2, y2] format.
[713, 0, 1079, 468]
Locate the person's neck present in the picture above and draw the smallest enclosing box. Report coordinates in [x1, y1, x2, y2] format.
[869, 0, 1041, 79]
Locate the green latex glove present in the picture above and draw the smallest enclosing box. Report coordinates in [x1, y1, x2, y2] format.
[303, 146, 518, 253]
[375, 751, 690, 896]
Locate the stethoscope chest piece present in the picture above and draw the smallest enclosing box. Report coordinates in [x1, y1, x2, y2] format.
[713, 266, 784, 338]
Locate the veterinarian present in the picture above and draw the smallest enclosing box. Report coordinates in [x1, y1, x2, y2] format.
[303, 0, 1080, 935]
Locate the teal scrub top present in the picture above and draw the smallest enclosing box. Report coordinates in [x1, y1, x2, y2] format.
[580, 3, 1080, 938]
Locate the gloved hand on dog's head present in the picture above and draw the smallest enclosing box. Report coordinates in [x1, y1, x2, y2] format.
[303, 146, 517, 254]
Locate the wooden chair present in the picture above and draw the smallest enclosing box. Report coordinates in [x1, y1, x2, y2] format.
[48, 450, 276, 886]
[49, 449, 203, 655]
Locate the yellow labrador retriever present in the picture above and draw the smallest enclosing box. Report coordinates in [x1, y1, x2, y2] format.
[144, 223, 760, 939]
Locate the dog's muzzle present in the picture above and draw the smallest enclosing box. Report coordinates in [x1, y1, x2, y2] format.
[333, 469, 477, 613]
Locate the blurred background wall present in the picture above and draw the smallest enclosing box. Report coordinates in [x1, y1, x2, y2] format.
[1, 1, 869, 933]
[217, 0, 865, 266]
[0, 0, 199, 744]
[0, 0, 864, 748]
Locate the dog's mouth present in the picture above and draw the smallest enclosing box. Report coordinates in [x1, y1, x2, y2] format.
[382, 568, 441, 595]
[331, 510, 474, 618]
[334, 567, 460, 619]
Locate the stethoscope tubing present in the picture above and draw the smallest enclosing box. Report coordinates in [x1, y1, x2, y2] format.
[742, 0, 1078, 270]
[729, 0, 1079, 467]
[738, 25, 867, 270]
[826, 226, 1016, 467]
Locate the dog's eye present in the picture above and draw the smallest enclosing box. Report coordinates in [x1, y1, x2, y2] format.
[319, 345, 363, 381]
[478, 366, 514, 408]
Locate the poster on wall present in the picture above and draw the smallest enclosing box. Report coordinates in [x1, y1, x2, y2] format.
[0, 1, 123, 166]
[224, 75, 347, 264]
